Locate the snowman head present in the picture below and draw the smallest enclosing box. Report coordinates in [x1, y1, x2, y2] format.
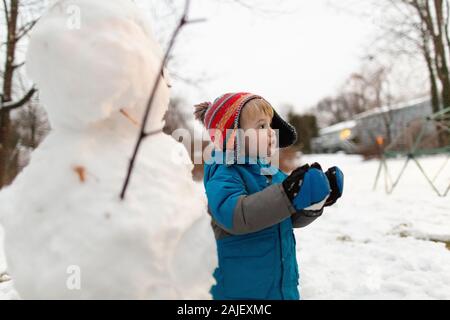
[26, 0, 170, 131]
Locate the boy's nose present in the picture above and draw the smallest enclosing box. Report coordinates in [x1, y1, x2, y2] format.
[269, 128, 275, 137]
[268, 128, 277, 146]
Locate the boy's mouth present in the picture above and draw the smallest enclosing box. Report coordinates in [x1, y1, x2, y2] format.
[269, 137, 276, 149]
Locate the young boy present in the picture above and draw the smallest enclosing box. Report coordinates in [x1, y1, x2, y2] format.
[194, 92, 344, 300]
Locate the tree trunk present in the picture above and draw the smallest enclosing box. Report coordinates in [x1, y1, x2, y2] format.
[422, 29, 441, 114]
[0, 0, 19, 187]
[432, 0, 450, 146]
[427, 0, 450, 109]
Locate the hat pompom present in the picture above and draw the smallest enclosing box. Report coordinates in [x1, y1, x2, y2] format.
[193, 101, 212, 123]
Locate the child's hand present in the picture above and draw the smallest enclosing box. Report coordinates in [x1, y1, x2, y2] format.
[282, 163, 331, 211]
[324, 166, 344, 207]
[293, 167, 330, 211]
[282, 164, 311, 201]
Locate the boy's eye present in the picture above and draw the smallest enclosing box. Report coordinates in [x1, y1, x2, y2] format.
[259, 123, 268, 129]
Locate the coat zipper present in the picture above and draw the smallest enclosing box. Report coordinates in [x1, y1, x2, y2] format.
[278, 223, 284, 299]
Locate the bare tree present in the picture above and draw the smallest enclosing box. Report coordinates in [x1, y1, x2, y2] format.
[314, 59, 395, 139]
[0, 0, 43, 187]
[374, 0, 450, 112]
[372, 0, 450, 145]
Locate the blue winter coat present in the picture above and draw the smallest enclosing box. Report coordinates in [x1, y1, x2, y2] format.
[204, 150, 309, 300]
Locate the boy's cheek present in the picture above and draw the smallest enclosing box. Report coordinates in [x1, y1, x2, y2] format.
[242, 136, 259, 158]
[242, 132, 274, 157]
[257, 134, 272, 156]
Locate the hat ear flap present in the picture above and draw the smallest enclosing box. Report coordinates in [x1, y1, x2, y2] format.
[271, 109, 297, 148]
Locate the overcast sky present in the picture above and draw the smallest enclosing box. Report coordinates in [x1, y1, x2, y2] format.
[143, 0, 378, 115]
[2, 0, 421, 116]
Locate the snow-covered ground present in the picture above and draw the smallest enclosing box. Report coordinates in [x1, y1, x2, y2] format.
[1, 152, 449, 299]
[296, 153, 450, 299]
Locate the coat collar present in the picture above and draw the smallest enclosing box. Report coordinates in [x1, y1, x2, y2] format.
[207, 149, 279, 176]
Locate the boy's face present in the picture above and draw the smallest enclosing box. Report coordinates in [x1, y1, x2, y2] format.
[240, 109, 277, 159]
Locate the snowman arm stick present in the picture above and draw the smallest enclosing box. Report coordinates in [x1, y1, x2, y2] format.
[120, 0, 205, 200]
[1, 87, 36, 111]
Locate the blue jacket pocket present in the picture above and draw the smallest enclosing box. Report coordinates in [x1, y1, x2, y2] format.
[219, 232, 277, 299]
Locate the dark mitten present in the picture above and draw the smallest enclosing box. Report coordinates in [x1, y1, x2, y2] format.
[310, 162, 323, 170]
[324, 166, 344, 207]
[292, 168, 330, 211]
[285, 162, 330, 228]
[282, 164, 310, 201]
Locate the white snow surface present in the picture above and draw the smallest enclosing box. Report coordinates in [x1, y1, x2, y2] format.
[296, 153, 450, 300]
[2, 152, 449, 299]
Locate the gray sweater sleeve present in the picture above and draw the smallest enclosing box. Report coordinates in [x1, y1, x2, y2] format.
[218, 184, 297, 235]
[291, 208, 324, 228]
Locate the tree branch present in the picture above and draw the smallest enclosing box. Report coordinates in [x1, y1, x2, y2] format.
[2, 0, 9, 27]
[119, 0, 205, 200]
[11, 61, 24, 70]
[16, 18, 38, 41]
[0, 87, 36, 111]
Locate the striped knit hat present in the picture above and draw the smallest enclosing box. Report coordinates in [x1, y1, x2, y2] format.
[195, 92, 297, 162]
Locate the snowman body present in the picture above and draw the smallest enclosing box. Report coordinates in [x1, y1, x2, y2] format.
[0, 0, 215, 299]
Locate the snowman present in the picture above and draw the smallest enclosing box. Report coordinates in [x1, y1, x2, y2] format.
[0, 0, 215, 299]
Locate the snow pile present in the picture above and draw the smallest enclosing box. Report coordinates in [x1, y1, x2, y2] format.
[0, 0, 215, 299]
